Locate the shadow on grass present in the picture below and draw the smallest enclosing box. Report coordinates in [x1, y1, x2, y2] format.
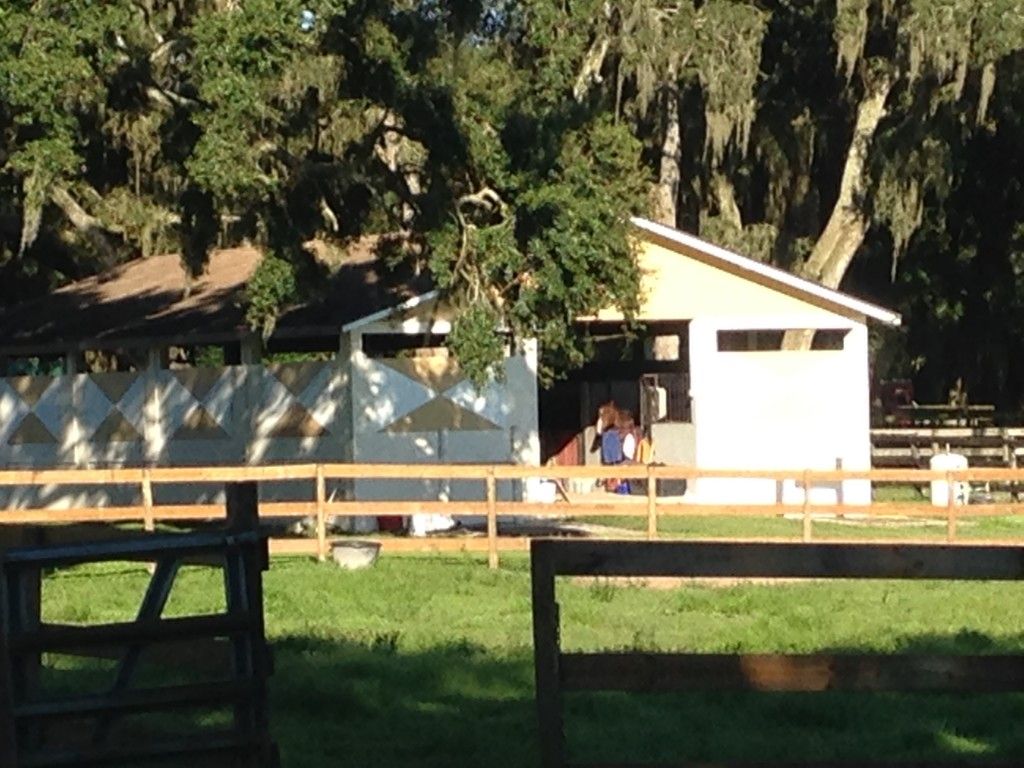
[264, 632, 1024, 767]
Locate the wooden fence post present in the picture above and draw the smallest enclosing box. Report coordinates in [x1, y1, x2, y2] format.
[646, 464, 657, 541]
[226, 482, 259, 534]
[802, 470, 813, 543]
[0, 612, 16, 768]
[531, 542, 564, 768]
[946, 470, 957, 543]
[141, 468, 155, 533]
[486, 469, 498, 570]
[315, 465, 327, 562]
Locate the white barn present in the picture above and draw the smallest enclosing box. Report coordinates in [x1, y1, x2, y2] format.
[539, 217, 901, 505]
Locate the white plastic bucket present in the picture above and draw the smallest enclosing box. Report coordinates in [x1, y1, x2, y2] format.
[930, 452, 970, 506]
[524, 478, 558, 504]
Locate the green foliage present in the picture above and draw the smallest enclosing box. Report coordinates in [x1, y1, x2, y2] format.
[445, 304, 506, 386]
[244, 251, 300, 339]
[5, 0, 1024, 400]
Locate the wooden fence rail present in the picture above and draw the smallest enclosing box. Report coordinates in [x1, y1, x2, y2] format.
[530, 539, 1024, 768]
[3, 463, 1024, 568]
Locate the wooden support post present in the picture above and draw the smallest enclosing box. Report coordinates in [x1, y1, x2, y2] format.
[226, 482, 259, 534]
[531, 543, 564, 768]
[1013, 441, 1021, 502]
[486, 470, 498, 570]
[802, 470, 813, 543]
[5, 532, 43, 755]
[835, 457, 844, 509]
[225, 479, 272, 764]
[0, 617, 16, 767]
[141, 468, 155, 533]
[0, 559, 20, 767]
[946, 470, 957, 543]
[0, 569, 21, 765]
[315, 465, 327, 563]
[646, 464, 657, 541]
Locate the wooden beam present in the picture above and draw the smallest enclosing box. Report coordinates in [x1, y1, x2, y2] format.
[5, 461, 1024, 489]
[560, 652, 1024, 693]
[9, 613, 252, 654]
[15, 679, 256, 721]
[17, 729, 264, 768]
[533, 540, 1024, 580]
[268, 536, 533, 557]
[568, 762, 1024, 768]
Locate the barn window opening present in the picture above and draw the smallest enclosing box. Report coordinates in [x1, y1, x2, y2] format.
[1, 355, 66, 377]
[810, 329, 848, 350]
[362, 333, 450, 359]
[264, 334, 340, 362]
[717, 329, 849, 352]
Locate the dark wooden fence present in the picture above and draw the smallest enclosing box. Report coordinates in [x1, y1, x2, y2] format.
[0, 483, 277, 767]
[530, 539, 1024, 768]
[871, 425, 1024, 471]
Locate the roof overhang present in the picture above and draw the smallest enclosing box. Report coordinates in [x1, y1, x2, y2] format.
[341, 290, 441, 333]
[630, 217, 902, 327]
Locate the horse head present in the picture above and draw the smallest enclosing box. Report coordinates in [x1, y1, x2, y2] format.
[595, 401, 619, 435]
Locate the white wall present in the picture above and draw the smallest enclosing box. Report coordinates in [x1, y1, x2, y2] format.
[350, 333, 539, 504]
[688, 316, 871, 505]
[0, 358, 352, 509]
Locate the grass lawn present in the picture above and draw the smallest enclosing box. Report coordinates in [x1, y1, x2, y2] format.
[38, 550, 1024, 766]
[576, 512, 1024, 541]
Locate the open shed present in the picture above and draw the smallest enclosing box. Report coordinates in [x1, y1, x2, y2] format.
[0, 238, 537, 515]
[539, 217, 901, 505]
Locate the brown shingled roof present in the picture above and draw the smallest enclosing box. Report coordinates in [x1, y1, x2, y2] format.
[0, 237, 433, 354]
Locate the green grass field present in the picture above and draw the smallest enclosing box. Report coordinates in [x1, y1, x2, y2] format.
[577, 512, 1024, 540]
[39, 550, 1024, 766]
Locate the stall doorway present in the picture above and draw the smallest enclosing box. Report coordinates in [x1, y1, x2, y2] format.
[538, 321, 691, 465]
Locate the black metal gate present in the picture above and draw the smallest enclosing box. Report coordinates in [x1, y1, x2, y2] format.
[0, 483, 277, 767]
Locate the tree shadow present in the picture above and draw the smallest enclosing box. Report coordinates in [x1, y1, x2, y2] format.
[22, 569, 1024, 767]
[564, 630, 1024, 765]
[201, 628, 1024, 767]
[268, 635, 536, 767]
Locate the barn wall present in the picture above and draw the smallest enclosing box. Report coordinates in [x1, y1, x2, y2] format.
[0, 360, 352, 509]
[688, 315, 871, 505]
[594, 238, 861, 324]
[350, 336, 539, 504]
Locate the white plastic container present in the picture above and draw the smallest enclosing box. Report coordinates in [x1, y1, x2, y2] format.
[524, 478, 558, 504]
[930, 452, 970, 506]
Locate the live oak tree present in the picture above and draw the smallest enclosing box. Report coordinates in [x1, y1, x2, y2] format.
[4, 0, 1024, 397]
[578, 1, 1024, 351]
[1, 0, 647, 383]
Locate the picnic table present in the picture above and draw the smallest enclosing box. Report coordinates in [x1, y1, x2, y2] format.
[894, 404, 996, 427]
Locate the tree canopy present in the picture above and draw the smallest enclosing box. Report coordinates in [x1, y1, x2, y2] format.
[3, 1, 1024, 402]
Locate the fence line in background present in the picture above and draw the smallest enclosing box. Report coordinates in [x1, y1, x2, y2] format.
[1, 463, 1023, 568]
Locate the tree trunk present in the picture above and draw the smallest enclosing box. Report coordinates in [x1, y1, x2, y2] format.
[375, 112, 422, 226]
[782, 73, 893, 351]
[653, 82, 682, 227]
[573, 36, 610, 102]
[50, 187, 124, 269]
[712, 173, 743, 231]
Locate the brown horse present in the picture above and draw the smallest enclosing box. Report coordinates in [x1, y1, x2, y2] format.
[595, 401, 620, 435]
[590, 401, 622, 454]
